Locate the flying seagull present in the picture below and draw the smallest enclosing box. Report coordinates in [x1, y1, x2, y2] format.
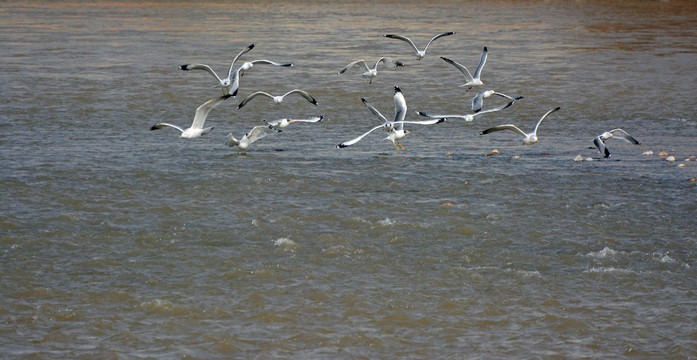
[150, 94, 232, 138]
[481, 107, 561, 145]
[338, 57, 404, 84]
[593, 129, 641, 158]
[237, 89, 318, 109]
[441, 46, 488, 91]
[179, 43, 255, 96]
[383, 32, 455, 61]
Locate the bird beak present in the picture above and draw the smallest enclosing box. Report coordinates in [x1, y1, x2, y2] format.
[179, 135, 183, 139]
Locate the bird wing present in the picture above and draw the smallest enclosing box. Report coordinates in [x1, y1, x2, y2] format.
[396, 118, 446, 126]
[471, 91, 486, 113]
[384, 34, 420, 53]
[481, 124, 528, 137]
[393, 89, 407, 123]
[610, 129, 640, 144]
[336, 125, 384, 148]
[423, 31, 455, 51]
[477, 101, 515, 115]
[227, 43, 255, 79]
[594, 136, 610, 158]
[150, 122, 185, 133]
[246, 125, 277, 144]
[192, 94, 232, 129]
[375, 57, 403, 69]
[493, 92, 523, 101]
[179, 63, 222, 83]
[361, 98, 389, 124]
[338, 60, 369, 74]
[290, 115, 323, 123]
[440, 57, 473, 81]
[237, 91, 274, 109]
[532, 106, 560, 136]
[417, 111, 469, 120]
[285, 89, 318, 106]
[472, 46, 488, 80]
[249, 59, 294, 67]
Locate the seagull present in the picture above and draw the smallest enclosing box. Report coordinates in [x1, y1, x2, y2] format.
[224, 125, 279, 153]
[481, 107, 561, 145]
[265, 115, 324, 129]
[383, 32, 455, 61]
[417, 100, 515, 123]
[593, 129, 641, 158]
[236, 89, 318, 109]
[441, 46, 488, 91]
[179, 43, 255, 96]
[338, 57, 404, 84]
[471, 90, 523, 113]
[336, 86, 445, 151]
[238, 59, 293, 77]
[150, 94, 232, 138]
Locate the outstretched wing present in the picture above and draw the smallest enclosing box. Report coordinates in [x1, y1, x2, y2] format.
[533, 106, 560, 136]
[472, 46, 488, 80]
[384, 34, 420, 53]
[375, 57, 404, 69]
[237, 91, 274, 109]
[417, 111, 469, 120]
[609, 129, 640, 145]
[227, 43, 255, 79]
[423, 31, 455, 52]
[477, 101, 515, 115]
[290, 115, 323, 123]
[246, 125, 277, 144]
[395, 118, 446, 126]
[285, 89, 318, 106]
[481, 124, 528, 137]
[179, 63, 222, 83]
[336, 125, 384, 148]
[440, 56, 473, 81]
[594, 136, 610, 158]
[361, 98, 389, 124]
[150, 122, 184, 133]
[338, 60, 369, 74]
[248, 59, 294, 67]
[192, 94, 233, 129]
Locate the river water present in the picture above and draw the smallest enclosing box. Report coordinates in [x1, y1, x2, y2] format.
[2, 0, 697, 358]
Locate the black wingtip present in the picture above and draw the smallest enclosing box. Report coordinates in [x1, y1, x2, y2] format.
[179, 64, 189, 71]
[515, 96, 525, 100]
[150, 125, 159, 131]
[554, 106, 561, 111]
[395, 61, 405, 67]
[231, 88, 238, 97]
[248, 43, 255, 49]
[417, 111, 428, 117]
[394, 85, 401, 93]
[438, 118, 447, 123]
[360, 97, 368, 104]
[222, 94, 233, 100]
[336, 144, 347, 149]
[483, 46, 488, 52]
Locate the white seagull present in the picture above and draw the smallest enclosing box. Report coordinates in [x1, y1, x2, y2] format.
[338, 57, 404, 84]
[593, 129, 641, 158]
[238, 59, 293, 77]
[150, 94, 232, 138]
[441, 46, 488, 91]
[237, 89, 318, 109]
[472, 90, 523, 113]
[383, 32, 456, 61]
[481, 107, 561, 145]
[265, 115, 324, 129]
[337, 86, 445, 151]
[417, 100, 516, 123]
[224, 125, 279, 153]
[179, 43, 255, 96]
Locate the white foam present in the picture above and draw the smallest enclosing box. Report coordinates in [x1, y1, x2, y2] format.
[587, 246, 618, 258]
[273, 238, 299, 251]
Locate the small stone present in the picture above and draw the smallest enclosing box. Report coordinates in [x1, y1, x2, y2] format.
[445, 152, 453, 156]
[585, 157, 594, 161]
[573, 155, 583, 162]
[642, 151, 653, 156]
[689, 178, 696, 182]
[677, 163, 686, 168]
[486, 149, 500, 156]
[441, 201, 456, 206]
[512, 155, 521, 159]
[665, 156, 675, 162]
[659, 151, 669, 157]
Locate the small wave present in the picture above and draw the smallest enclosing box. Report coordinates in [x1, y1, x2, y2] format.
[273, 238, 299, 252]
[378, 217, 396, 226]
[584, 267, 634, 274]
[586, 246, 619, 258]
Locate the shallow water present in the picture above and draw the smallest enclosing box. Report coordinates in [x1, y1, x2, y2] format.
[2, 0, 697, 358]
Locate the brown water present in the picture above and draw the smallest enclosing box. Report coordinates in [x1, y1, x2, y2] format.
[2, 0, 697, 358]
